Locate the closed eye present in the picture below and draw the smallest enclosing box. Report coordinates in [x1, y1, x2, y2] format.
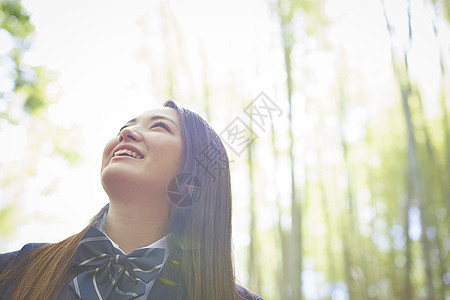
[117, 121, 170, 135]
[118, 125, 128, 134]
[151, 121, 170, 131]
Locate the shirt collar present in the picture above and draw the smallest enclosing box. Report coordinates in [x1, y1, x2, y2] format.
[93, 212, 168, 255]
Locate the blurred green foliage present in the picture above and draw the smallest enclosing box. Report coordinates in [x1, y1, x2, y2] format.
[0, 0, 34, 38]
[0, 0, 52, 123]
[0, 0, 79, 240]
[0, 204, 15, 237]
[434, 0, 450, 22]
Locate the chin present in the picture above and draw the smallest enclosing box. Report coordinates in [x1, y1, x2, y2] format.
[101, 167, 138, 193]
[101, 168, 162, 198]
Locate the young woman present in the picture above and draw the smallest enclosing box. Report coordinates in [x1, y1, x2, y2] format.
[0, 100, 262, 300]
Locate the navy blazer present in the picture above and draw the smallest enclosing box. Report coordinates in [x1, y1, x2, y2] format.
[0, 243, 262, 300]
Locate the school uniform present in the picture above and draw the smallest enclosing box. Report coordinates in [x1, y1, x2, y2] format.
[0, 227, 262, 300]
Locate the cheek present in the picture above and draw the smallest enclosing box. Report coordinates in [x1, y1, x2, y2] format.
[101, 138, 118, 170]
[173, 142, 184, 171]
[150, 140, 183, 175]
[165, 141, 184, 173]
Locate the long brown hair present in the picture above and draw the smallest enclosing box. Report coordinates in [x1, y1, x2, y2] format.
[0, 101, 242, 299]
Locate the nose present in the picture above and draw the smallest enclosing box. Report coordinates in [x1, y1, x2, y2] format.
[119, 126, 142, 142]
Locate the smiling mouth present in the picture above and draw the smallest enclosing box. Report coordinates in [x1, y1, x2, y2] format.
[113, 149, 143, 159]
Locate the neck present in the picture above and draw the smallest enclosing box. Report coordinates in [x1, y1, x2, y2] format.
[105, 195, 170, 255]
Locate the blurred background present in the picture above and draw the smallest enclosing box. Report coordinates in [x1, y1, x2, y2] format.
[1, 0, 450, 299]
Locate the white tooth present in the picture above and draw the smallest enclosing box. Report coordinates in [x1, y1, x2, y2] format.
[114, 149, 127, 156]
[113, 148, 142, 158]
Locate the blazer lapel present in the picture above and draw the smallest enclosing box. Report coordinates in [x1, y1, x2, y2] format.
[58, 284, 80, 300]
[147, 246, 186, 300]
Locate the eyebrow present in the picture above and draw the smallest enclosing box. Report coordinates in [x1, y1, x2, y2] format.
[125, 115, 179, 129]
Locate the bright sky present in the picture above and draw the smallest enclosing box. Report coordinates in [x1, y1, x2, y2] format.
[1, 0, 279, 265]
[1, 1, 449, 295]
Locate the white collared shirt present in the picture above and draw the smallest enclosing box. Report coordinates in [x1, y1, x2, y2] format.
[94, 217, 169, 300]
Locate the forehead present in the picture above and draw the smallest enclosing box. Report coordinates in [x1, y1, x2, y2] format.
[132, 107, 180, 125]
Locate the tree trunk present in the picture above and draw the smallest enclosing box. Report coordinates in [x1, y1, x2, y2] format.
[317, 150, 336, 284]
[276, 1, 302, 298]
[271, 113, 289, 300]
[337, 76, 368, 300]
[403, 185, 413, 300]
[278, 3, 302, 299]
[380, 1, 436, 298]
[401, 85, 435, 300]
[247, 105, 261, 293]
[413, 87, 449, 300]
[200, 43, 212, 121]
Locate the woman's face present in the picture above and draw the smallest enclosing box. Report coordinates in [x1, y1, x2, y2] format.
[101, 107, 183, 200]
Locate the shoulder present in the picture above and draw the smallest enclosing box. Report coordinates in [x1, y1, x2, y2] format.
[0, 243, 48, 298]
[0, 243, 48, 273]
[236, 284, 264, 300]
